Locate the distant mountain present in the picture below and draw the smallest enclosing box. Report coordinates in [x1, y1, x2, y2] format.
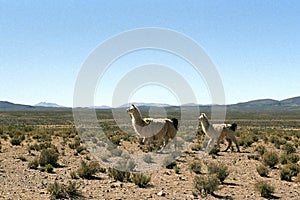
[35, 102, 65, 108]
[118, 102, 171, 108]
[280, 96, 300, 106]
[93, 105, 111, 109]
[232, 99, 280, 107]
[1, 96, 300, 111]
[0, 101, 34, 111]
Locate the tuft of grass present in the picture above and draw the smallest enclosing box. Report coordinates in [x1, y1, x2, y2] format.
[282, 143, 296, 154]
[280, 166, 293, 181]
[285, 163, 300, 177]
[28, 158, 39, 170]
[77, 160, 103, 179]
[191, 143, 202, 151]
[208, 145, 220, 155]
[39, 148, 59, 167]
[279, 153, 299, 164]
[70, 171, 79, 179]
[207, 162, 229, 183]
[131, 173, 151, 188]
[48, 181, 82, 200]
[189, 160, 202, 174]
[254, 180, 275, 198]
[238, 135, 254, 148]
[262, 151, 279, 168]
[254, 145, 266, 156]
[270, 135, 286, 149]
[69, 136, 81, 149]
[108, 167, 131, 182]
[194, 174, 220, 196]
[256, 164, 269, 177]
[45, 164, 54, 173]
[10, 134, 25, 146]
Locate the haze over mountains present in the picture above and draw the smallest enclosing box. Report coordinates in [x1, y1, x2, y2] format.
[0, 96, 300, 111]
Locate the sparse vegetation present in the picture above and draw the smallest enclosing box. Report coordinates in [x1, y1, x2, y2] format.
[48, 181, 82, 200]
[207, 162, 229, 183]
[280, 166, 293, 181]
[262, 151, 279, 168]
[1, 109, 300, 199]
[28, 158, 39, 170]
[108, 167, 131, 182]
[282, 142, 296, 154]
[254, 180, 275, 198]
[256, 164, 269, 177]
[39, 148, 59, 167]
[76, 160, 104, 179]
[194, 174, 220, 196]
[189, 160, 202, 174]
[131, 173, 151, 188]
[254, 145, 266, 156]
[208, 145, 220, 155]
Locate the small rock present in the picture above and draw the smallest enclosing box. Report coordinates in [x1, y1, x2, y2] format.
[164, 171, 171, 175]
[157, 190, 166, 196]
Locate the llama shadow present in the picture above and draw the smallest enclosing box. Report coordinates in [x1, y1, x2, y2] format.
[222, 182, 240, 186]
[267, 194, 280, 199]
[211, 192, 233, 200]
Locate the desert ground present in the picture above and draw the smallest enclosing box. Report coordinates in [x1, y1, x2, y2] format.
[0, 110, 300, 199]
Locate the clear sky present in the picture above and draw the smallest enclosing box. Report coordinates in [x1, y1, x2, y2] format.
[1, 1, 299, 107]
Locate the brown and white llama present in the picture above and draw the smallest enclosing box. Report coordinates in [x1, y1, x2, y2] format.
[199, 113, 240, 152]
[127, 104, 178, 151]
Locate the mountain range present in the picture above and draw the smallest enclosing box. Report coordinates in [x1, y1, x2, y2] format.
[0, 96, 300, 111]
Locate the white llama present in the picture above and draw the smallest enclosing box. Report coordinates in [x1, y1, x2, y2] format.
[127, 104, 178, 151]
[198, 113, 240, 152]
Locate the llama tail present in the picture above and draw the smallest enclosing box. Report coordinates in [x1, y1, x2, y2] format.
[171, 118, 178, 130]
[230, 123, 237, 131]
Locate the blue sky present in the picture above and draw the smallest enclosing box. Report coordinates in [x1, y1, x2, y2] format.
[1, 1, 299, 107]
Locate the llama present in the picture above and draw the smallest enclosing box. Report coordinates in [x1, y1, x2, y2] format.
[127, 104, 178, 151]
[198, 113, 240, 152]
[216, 123, 240, 152]
[198, 113, 220, 152]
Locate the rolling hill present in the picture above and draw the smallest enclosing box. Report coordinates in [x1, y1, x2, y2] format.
[0, 96, 300, 111]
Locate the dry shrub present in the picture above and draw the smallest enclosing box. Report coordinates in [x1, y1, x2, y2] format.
[207, 162, 229, 183]
[254, 180, 275, 198]
[77, 160, 103, 179]
[262, 151, 279, 168]
[131, 173, 151, 188]
[189, 160, 202, 174]
[108, 167, 131, 182]
[194, 174, 220, 196]
[48, 181, 82, 200]
[39, 148, 59, 167]
[256, 164, 269, 177]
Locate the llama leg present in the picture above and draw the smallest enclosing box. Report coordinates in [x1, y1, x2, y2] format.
[233, 137, 240, 152]
[206, 137, 215, 152]
[206, 138, 212, 151]
[224, 139, 232, 152]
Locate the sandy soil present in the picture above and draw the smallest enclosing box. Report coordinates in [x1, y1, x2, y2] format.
[0, 132, 299, 200]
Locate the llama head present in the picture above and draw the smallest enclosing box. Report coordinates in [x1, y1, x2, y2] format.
[230, 123, 237, 131]
[198, 113, 207, 121]
[127, 104, 138, 115]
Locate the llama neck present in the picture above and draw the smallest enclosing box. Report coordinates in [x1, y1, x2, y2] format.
[131, 111, 147, 127]
[200, 118, 210, 132]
